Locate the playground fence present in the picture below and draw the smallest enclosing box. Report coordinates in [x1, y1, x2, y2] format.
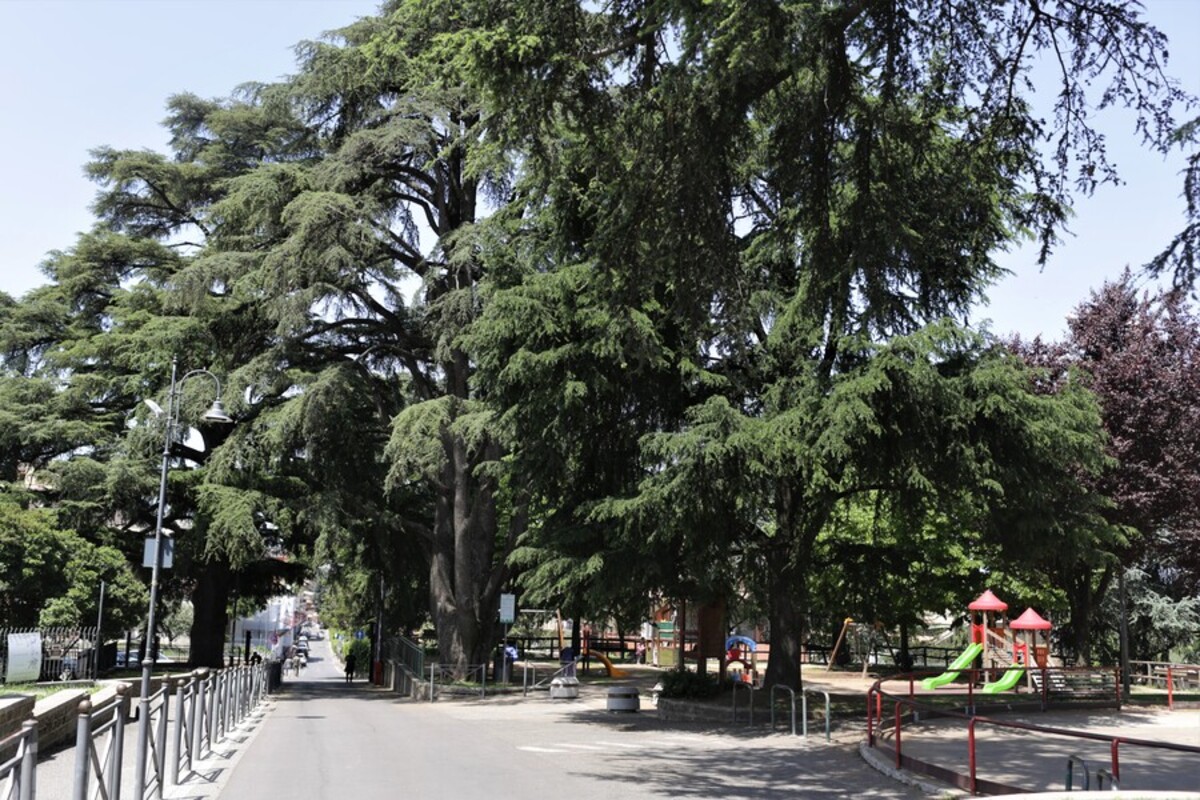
[458, 634, 976, 674]
[866, 669, 1200, 794]
[1129, 660, 1200, 698]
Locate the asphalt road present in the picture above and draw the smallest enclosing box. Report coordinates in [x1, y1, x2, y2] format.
[214, 638, 921, 800]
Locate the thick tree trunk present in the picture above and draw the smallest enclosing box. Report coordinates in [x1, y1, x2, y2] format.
[764, 480, 815, 691]
[763, 546, 805, 690]
[898, 621, 913, 671]
[429, 408, 508, 676]
[189, 561, 231, 668]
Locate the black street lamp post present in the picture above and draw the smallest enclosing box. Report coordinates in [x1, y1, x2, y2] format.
[133, 358, 231, 798]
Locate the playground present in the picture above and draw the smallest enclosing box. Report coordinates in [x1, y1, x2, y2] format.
[442, 592, 1200, 795]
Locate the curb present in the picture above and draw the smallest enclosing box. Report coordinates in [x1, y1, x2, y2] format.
[858, 740, 966, 799]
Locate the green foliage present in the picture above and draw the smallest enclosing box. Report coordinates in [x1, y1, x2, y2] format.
[342, 634, 371, 667]
[657, 668, 720, 700]
[0, 497, 144, 633]
[1, 0, 1194, 681]
[160, 603, 195, 645]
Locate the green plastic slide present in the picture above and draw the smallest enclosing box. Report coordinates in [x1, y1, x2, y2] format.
[982, 666, 1025, 694]
[920, 643, 984, 690]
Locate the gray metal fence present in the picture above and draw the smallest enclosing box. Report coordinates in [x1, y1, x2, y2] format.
[56, 662, 269, 800]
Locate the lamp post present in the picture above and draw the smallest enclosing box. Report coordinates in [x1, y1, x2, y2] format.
[134, 357, 232, 798]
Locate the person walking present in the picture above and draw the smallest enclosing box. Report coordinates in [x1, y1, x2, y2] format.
[344, 651, 357, 683]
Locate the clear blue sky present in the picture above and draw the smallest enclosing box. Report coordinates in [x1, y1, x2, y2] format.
[0, 0, 1197, 341]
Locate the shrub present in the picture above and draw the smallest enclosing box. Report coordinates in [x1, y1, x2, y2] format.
[657, 668, 720, 700]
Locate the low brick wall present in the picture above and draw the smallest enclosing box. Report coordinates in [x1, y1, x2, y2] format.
[32, 688, 89, 754]
[0, 679, 143, 761]
[0, 694, 37, 760]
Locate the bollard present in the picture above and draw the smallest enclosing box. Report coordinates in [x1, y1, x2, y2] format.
[111, 687, 129, 800]
[72, 700, 93, 800]
[155, 685, 170, 795]
[19, 720, 37, 800]
[194, 670, 208, 760]
[171, 677, 186, 787]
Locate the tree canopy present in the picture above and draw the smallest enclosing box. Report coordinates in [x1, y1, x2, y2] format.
[1, 0, 1196, 681]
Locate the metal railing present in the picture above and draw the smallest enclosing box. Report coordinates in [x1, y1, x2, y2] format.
[867, 672, 1200, 794]
[426, 663, 488, 701]
[521, 659, 581, 696]
[71, 687, 131, 800]
[731, 681, 753, 724]
[803, 688, 831, 741]
[132, 676, 173, 799]
[0, 720, 37, 800]
[64, 663, 268, 800]
[390, 636, 425, 677]
[1064, 753, 1091, 791]
[769, 685, 796, 735]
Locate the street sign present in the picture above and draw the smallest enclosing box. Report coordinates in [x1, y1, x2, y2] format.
[142, 536, 174, 568]
[499, 593, 516, 624]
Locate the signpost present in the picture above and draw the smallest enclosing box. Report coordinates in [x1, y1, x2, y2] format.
[499, 593, 516, 683]
[142, 536, 174, 569]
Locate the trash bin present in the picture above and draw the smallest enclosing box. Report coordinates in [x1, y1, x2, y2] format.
[606, 686, 639, 712]
[550, 676, 579, 699]
[267, 659, 283, 693]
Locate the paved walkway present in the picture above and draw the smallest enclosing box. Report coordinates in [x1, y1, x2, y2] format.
[205, 644, 921, 799]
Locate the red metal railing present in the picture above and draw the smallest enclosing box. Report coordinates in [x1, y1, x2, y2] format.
[868, 669, 1200, 794]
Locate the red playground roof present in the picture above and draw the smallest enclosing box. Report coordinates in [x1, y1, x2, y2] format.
[1010, 607, 1052, 630]
[968, 589, 1009, 612]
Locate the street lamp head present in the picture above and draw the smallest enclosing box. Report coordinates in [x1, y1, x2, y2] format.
[201, 399, 233, 424]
